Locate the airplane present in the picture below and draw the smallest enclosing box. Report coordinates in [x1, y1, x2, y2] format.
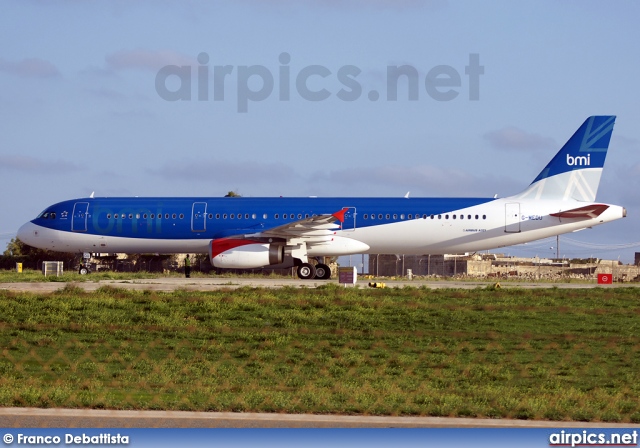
[17, 116, 626, 279]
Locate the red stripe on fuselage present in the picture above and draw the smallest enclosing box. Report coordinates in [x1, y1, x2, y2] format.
[210, 238, 262, 258]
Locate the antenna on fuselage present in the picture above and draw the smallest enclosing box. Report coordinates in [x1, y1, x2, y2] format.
[404, 191, 410, 198]
[90, 191, 95, 199]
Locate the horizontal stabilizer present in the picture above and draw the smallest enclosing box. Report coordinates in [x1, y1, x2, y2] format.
[550, 204, 609, 219]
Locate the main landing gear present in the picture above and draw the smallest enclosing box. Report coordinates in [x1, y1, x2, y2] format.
[296, 262, 332, 280]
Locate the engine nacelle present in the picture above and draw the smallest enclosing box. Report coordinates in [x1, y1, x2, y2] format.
[210, 238, 284, 269]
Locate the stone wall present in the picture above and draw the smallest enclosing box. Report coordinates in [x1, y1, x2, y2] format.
[368, 254, 640, 282]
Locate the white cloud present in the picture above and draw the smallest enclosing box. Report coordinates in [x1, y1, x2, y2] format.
[484, 126, 555, 151]
[105, 49, 196, 72]
[310, 164, 522, 197]
[148, 159, 298, 187]
[0, 57, 61, 78]
[243, 0, 445, 10]
[0, 155, 80, 174]
[612, 135, 639, 149]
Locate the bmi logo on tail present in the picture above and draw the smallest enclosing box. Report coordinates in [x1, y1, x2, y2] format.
[566, 154, 591, 166]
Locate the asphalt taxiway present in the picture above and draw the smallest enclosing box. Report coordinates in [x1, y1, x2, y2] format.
[2, 407, 639, 428]
[0, 276, 636, 293]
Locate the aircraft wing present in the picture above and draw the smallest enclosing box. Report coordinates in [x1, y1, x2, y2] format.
[255, 208, 348, 241]
[550, 204, 609, 219]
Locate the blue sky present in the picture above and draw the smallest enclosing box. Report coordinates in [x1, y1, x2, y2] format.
[1, 0, 639, 262]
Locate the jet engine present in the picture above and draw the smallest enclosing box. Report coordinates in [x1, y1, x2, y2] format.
[209, 238, 284, 269]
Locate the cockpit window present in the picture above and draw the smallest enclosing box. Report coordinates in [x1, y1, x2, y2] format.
[38, 210, 56, 219]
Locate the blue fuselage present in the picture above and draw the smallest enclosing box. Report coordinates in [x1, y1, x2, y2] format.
[33, 196, 494, 241]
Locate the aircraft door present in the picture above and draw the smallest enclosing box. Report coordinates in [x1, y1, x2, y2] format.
[72, 202, 89, 232]
[191, 202, 207, 232]
[505, 203, 521, 233]
[341, 206, 356, 232]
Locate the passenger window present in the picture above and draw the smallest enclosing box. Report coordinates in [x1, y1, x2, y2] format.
[275, 214, 279, 219]
[468, 215, 471, 220]
[143, 214, 147, 219]
[246, 214, 249, 219]
[172, 214, 176, 219]
[378, 214, 383, 219]
[385, 214, 390, 219]
[165, 214, 169, 219]
[51, 212, 56, 219]
[107, 214, 111, 219]
[446, 215, 449, 219]
[453, 215, 457, 219]
[400, 214, 405, 219]
[363, 214, 368, 219]
[298, 214, 302, 219]
[216, 214, 220, 219]
[393, 214, 397, 219]
[408, 214, 412, 219]
[230, 214, 235, 219]
[223, 214, 227, 219]
[263, 214, 267, 219]
[371, 214, 375, 220]
[179, 214, 184, 219]
[129, 214, 133, 219]
[238, 214, 242, 219]
[483, 215, 487, 219]
[208, 214, 213, 219]
[438, 215, 442, 219]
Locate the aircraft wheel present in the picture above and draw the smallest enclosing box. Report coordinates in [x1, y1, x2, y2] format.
[297, 263, 316, 280]
[78, 266, 90, 275]
[314, 263, 332, 280]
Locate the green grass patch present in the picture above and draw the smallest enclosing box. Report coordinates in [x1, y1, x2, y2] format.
[0, 284, 639, 422]
[0, 269, 207, 283]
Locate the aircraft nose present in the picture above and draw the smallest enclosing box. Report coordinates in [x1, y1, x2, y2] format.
[17, 221, 39, 246]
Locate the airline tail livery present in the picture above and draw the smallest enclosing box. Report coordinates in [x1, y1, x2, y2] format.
[18, 116, 626, 279]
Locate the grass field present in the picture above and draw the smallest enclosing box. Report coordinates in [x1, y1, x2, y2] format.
[0, 268, 299, 283]
[0, 269, 194, 283]
[0, 283, 639, 422]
